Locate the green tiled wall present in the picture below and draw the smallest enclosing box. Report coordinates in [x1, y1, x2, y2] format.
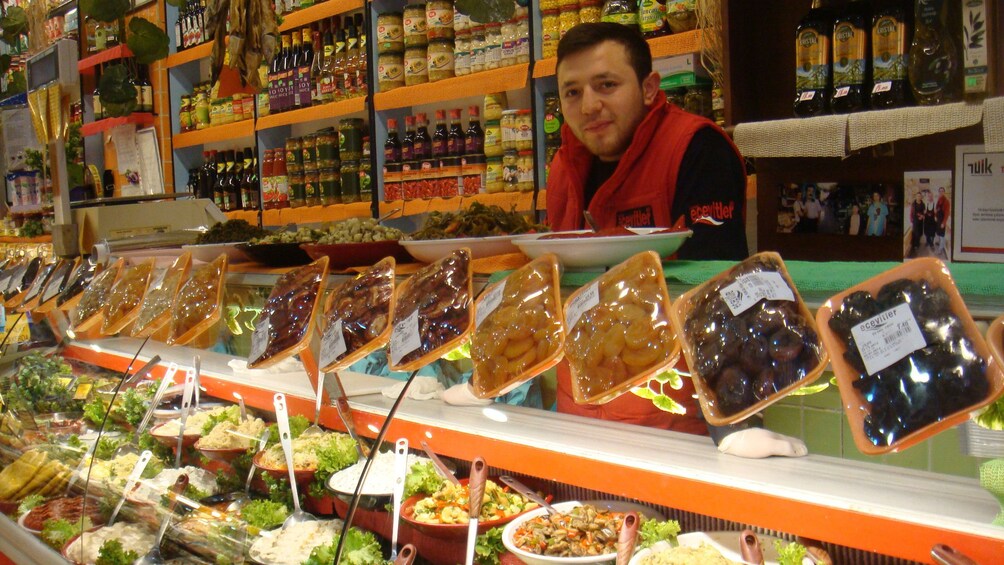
[762, 376, 986, 478]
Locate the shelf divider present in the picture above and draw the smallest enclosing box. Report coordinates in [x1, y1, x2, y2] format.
[256, 97, 366, 131]
[374, 64, 530, 110]
[173, 120, 256, 149]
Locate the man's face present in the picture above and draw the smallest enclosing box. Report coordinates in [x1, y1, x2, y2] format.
[556, 41, 660, 162]
[807, 188, 816, 200]
[873, 192, 880, 202]
[939, 187, 945, 195]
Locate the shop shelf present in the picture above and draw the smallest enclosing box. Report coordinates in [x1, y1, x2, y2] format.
[78, 44, 134, 74]
[278, 0, 365, 32]
[262, 208, 283, 226]
[374, 64, 530, 110]
[255, 96, 366, 131]
[81, 113, 156, 137]
[462, 190, 539, 211]
[0, 235, 52, 244]
[276, 201, 372, 224]
[223, 209, 260, 223]
[378, 189, 543, 219]
[165, 42, 213, 68]
[532, 30, 702, 78]
[173, 119, 255, 149]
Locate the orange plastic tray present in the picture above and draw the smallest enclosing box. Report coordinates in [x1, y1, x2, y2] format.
[320, 257, 397, 373]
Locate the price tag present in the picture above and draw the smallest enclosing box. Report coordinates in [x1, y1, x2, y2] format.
[565, 282, 599, 330]
[719, 272, 795, 316]
[851, 303, 927, 376]
[475, 280, 506, 328]
[798, 90, 816, 101]
[872, 81, 892, 94]
[833, 86, 850, 98]
[248, 316, 270, 362]
[389, 309, 422, 366]
[319, 319, 348, 368]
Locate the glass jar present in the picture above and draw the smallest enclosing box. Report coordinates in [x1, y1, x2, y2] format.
[486, 156, 504, 193]
[502, 149, 519, 192]
[340, 161, 361, 203]
[285, 137, 304, 174]
[484, 23, 502, 70]
[179, 95, 193, 132]
[289, 172, 306, 207]
[500, 20, 518, 68]
[383, 162, 403, 201]
[338, 119, 365, 161]
[454, 30, 471, 76]
[517, 150, 534, 192]
[301, 133, 318, 171]
[541, 0, 559, 9]
[316, 128, 339, 168]
[559, 4, 580, 37]
[303, 169, 320, 206]
[377, 51, 406, 91]
[453, 6, 471, 32]
[579, 0, 603, 23]
[515, 15, 530, 63]
[639, 0, 669, 37]
[426, 0, 455, 41]
[404, 45, 429, 86]
[541, 9, 560, 58]
[543, 94, 563, 146]
[484, 92, 507, 120]
[665, 86, 687, 107]
[470, 25, 486, 73]
[601, 0, 639, 30]
[515, 109, 533, 150]
[359, 147, 372, 202]
[684, 84, 713, 118]
[500, 109, 518, 150]
[427, 39, 456, 82]
[403, 3, 428, 47]
[318, 168, 340, 205]
[665, 0, 697, 33]
[222, 97, 235, 124]
[484, 119, 503, 157]
[376, 11, 405, 53]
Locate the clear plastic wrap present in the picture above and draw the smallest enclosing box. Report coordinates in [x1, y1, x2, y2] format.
[816, 258, 1004, 454]
[670, 252, 827, 425]
[388, 249, 473, 372]
[168, 254, 228, 346]
[100, 260, 155, 336]
[247, 257, 329, 369]
[130, 252, 192, 339]
[16, 260, 55, 311]
[32, 258, 78, 314]
[564, 251, 679, 405]
[319, 257, 396, 373]
[0, 260, 28, 302]
[71, 259, 124, 332]
[4, 256, 41, 305]
[470, 254, 565, 398]
[57, 261, 99, 310]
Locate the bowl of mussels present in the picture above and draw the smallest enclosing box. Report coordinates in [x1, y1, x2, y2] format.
[670, 252, 828, 426]
[816, 258, 1004, 455]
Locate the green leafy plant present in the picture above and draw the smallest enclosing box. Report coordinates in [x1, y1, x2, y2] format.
[16, 493, 44, 518]
[96, 539, 139, 565]
[631, 371, 687, 414]
[1, 352, 77, 413]
[239, 499, 289, 530]
[774, 540, 808, 565]
[637, 518, 681, 549]
[0, 6, 27, 46]
[403, 460, 446, 500]
[41, 516, 92, 550]
[18, 220, 44, 238]
[301, 527, 383, 565]
[127, 17, 169, 64]
[308, 434, 359, 498]
[99, 63, 138, 118]
[475, 527, 505, 565]
[79, 0, 130, 23]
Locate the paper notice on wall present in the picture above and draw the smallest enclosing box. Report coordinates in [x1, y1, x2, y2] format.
[110, 125, 139, 175]
[953, 145, 1004, 263]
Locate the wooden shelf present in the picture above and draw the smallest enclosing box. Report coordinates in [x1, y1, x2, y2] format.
[173, 120, 255, 149]
[81, 113, 156, 137]
[78, 45, 134, 74]
[276, 201, 372, 224]
[374, 64, 529, 110]
[256, 96, 365, 131]
[0, 235, 52, 244]
[223, 209, 259, 223]
[278, 0, 365, 32]
[379, 190, 541, 218]
[165, 42, 212, 68]
[532, 30, 702, 78]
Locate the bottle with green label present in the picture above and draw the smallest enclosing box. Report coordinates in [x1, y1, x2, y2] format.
[794, 0, 836, 117]
[638, 0, 668, 38]
[871, 0, 912, 108]
[908, 0, 959, 105]
[543, 94, 563, 148]
[831, 0, 871, 113]
[602, 0, 640, 31]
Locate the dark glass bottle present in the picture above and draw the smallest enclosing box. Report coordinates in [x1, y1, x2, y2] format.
[871, 0, 913, 108]
[290, 31, 304, 109]
[102, 169, 115, 198]
[831, 0, 871, 113]
[227, 149, 243, 212]
[431, 109, 448, 158]
[465, 105, 484, 155]
[92, 65, 103, 120]
[401, 114, 416, 161]
[413, 113, 432, 160]
[385, 118, 402, 164]
[447, 108, 466, 157]
[241, 147, 258, 210]
[298, 28, 314, 108]
[201, 150, 217, 200]
[137, 65, 154, 114]
[908, 0, 959, 105]
[794, 0, 835, 117]
[213, 151, 226, 210]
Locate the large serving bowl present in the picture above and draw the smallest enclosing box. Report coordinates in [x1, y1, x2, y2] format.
[628, 532, 785, 565]
[400, 234, 520, 263]
[251, 449, 316, 486]
[400, 477, 547, 540]
[514, 228, 692, 269]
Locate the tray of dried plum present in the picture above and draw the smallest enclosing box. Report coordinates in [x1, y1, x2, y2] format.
[670, 252, 827, 425]
[247, 256, 330, 369]
[71, 258, 124, 333]
[565, 251, 680, 405]
[816, 258, 1004, 454]
[57, 260, 99, 311]
[130, 252, 192, 339]
[388, 249, 473, 372]
[319, 257, 396, 373]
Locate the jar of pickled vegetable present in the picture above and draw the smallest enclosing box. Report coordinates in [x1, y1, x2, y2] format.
[179, 95, 193, 132]
[404, 45, 429, 86]
[516, 15, 530, 63]
[377, 51, 406, 92]
[579, 0, 603, 23]
[484, 119, 503, 157]
[304, 169, 320, 206]
[515, 109, 533, 150]
[376, 11, 405, 53]
[403, 3, 428, 47]
[340, 161, 361, 203]
[425, 0, 454, 41]
[666, 0, 697, 33]
[360, 141, 372, 202]
[454, 30, 471, 76]
[318, 167, 340, 205]
[541, 9, 560, 58]
[470, 25, 486, 73]
[517, 150, 534, 192]
[500, 110, 518, 150]
[316, 128, 339, 168]
[301, 133, 318, 171]
[289, 172, 306, 208]
[502, 149, 519, 192]
[484, 23, 501, 70]
[486, 156, 504, 193]
[427, 39, 455, 82]
[338, 119, 365, 161]
[285, 137, 303, 174]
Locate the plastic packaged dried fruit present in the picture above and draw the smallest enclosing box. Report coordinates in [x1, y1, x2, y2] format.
[670, 252, 826, 425]
[71, 259, 124, 332]
[16, 260, 56, 312]
[5, 256, 41, 305]
[816, 258, 1004, 454]
[319, 257, 396, 373]
[389, 249, 473, 372]
[168, 254, 228, 346]
[101, 260, 155, 336]
[131, 252, 192, 339]
[33, 258, 78, 314]
[57, 260, 99, 310]
[247, 257, 329, 369]
[471, 254, 565, 398]
[564, 251, 679, 405]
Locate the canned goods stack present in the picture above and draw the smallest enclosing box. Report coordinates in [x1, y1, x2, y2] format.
[541, 0, 603, 58]
[179, 82, 254, 133]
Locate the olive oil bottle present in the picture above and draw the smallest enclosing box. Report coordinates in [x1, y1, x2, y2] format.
[831, 0, 871, 113]
[794, 0, 835, 117]
[871, 0, 913, 108]
[908, 0, 959, 104]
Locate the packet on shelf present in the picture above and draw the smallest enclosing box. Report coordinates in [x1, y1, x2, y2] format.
[816, 257, 1004, 454]
[247, 257, 329, 369]
[388, 249, 473, 372]
[564, 251, 679, 405]
[319, 257, 396, 373]
[71, 258, 124, 332]
[101, 259, 155, 335]
[130, 252, 192, 339]
[31, 258, 77, 314]
[15, 260, 55, 312]
[56, 261, 98, 310]
[168, 254, 228, 346]
[670, 252, 827, 426]
[470, 254, 565, 398]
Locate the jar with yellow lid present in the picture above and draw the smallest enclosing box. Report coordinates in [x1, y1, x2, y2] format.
[486, 156, 504, 193]
[517, 150, 534, 192]
[427, 39, 456, 82]
[404, 45, 429, 86]
[484, 92, 507, 120]
[541, 9, 560, 58]
[515, 109, 533, 150]
[484, 119, 503, 157]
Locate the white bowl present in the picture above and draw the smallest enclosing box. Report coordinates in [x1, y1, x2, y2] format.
[182, 243, 251, 264]
[629, 532, 785, 565]
[399, 234, 520, 263]
[502, 501, 618, 565]
[514, 228, 692, 269]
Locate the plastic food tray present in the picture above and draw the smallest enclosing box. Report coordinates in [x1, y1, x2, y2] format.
[71, 258, 124, 333]
[130, 252, 192, 339]
[320, 257, 397, 373]
[101, 259, 155, 336]
[168, 254, 228, 346]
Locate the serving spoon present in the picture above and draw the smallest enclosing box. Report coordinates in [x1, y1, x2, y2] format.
[274, 393, 316, 528]
[226, 429, 271, 513]
[135, 473, 189, 565]
[499, 475, 556, 515]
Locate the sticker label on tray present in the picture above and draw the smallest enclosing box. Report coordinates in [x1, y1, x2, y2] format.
[475, 280, 506, 328]
[851, 303, 927, 376]
[149, 267, 167, 290]
[390, 309, 422, 366]
[319, 319, 347, 367]
[248, 316, 270, 362]
[566, 282, 600, 329]
[719, 272, 795, 316]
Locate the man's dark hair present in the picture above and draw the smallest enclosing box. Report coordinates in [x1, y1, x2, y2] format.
[556, 22, 653, 83]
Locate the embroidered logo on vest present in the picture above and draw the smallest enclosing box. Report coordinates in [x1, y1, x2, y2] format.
[615, 206, 655, 227]
[689, 201, 735, 225]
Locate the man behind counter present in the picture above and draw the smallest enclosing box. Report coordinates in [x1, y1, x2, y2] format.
[546, 22, 750, 435]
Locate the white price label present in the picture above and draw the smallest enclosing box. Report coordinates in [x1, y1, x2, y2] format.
[389, 309, 422, 366]
[798, 90, 816, 101]
[872, 81, 892, 93]
[566, 282, 599, 330]
[320, 319, 348, 367]
[851, 303, 927, 376]
[719, 272, 795, 316]
[833, 86, 850, 98]
[475, 280, 506, 328]
[248, 316, 270, 362]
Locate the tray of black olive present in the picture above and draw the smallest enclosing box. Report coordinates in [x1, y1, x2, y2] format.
[816, 258, 1004, 455]
[247, 257, 329, 369]
[670, 252, 827, 425]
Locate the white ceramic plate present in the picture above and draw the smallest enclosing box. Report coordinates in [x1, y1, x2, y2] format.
[502, 501, 619, 565]
[629, 532, 785, 565]
[514, 228, 692, 269]
[399, 234, 520, 262]
[182, 243, 251, 264]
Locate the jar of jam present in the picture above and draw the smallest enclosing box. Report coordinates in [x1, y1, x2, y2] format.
[285, 137, 303, 174]
[315, 128, 339, 168]
[338, 119, 364, 161]
[319, 167, 340, 205]
[340, 161, 361, 203]
[404, 45, 429, 86]
[303, 168, 320, 206]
